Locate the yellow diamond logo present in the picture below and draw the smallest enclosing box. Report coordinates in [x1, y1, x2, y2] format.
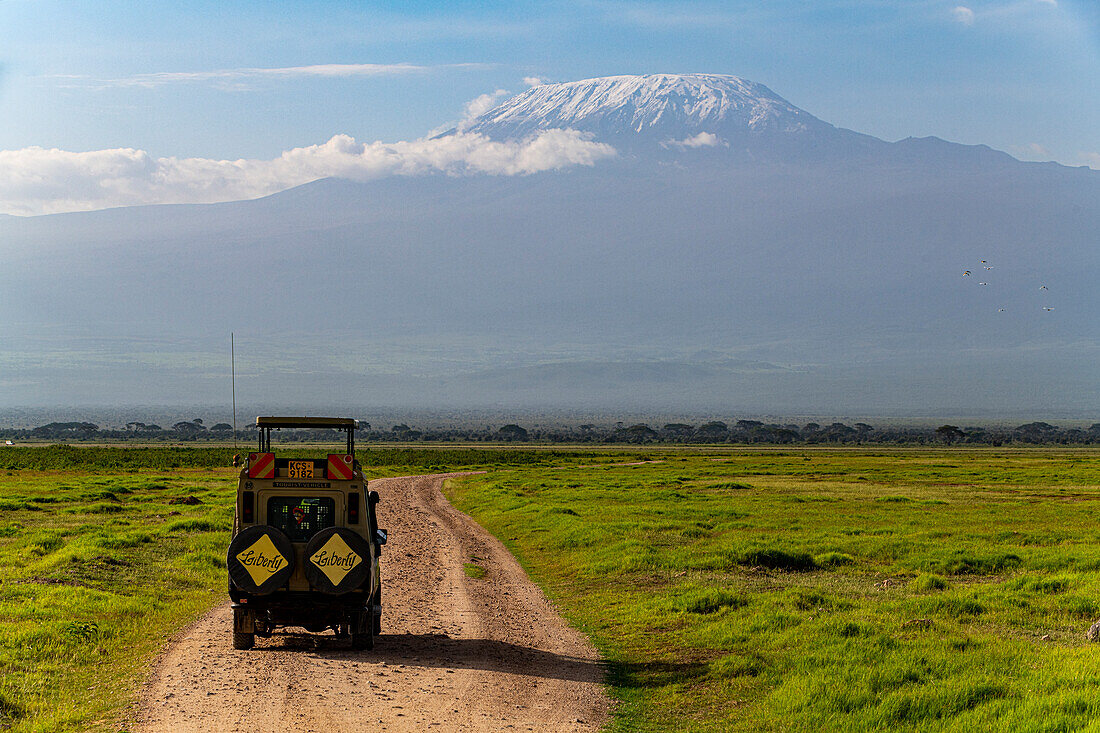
[309, 533, 362, 586]
[235, 534, 288, 586]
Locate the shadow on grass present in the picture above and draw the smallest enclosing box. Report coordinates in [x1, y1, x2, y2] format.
[605, 659, 710, 689]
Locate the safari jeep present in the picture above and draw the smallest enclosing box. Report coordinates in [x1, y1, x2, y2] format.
[226, 417, 385, 650]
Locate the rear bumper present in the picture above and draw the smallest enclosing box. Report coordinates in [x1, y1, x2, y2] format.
[233, 591, 378, 634]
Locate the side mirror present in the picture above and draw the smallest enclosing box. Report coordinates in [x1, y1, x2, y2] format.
[374, 529, 387, 546]
[368, 490, 380, 506]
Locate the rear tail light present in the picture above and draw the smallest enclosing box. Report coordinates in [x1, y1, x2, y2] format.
[242, 491, 254, 523]
[348, 492, 360, 524]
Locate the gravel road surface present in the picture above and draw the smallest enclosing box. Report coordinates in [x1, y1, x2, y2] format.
[136, 473, 609, 732]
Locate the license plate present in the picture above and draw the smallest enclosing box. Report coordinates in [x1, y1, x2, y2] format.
[288, 460, 314, 479]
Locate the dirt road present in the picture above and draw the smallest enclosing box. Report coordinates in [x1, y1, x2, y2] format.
[136, 474, 609, 732]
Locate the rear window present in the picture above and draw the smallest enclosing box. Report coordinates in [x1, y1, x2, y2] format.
[267, 497, 336, 542]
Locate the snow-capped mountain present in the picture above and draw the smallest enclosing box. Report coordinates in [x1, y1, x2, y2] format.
[466, 73, 825, 136]
[459, 73, 875, 157]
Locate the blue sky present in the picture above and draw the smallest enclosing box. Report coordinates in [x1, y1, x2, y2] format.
[0, 0, 1097, 213]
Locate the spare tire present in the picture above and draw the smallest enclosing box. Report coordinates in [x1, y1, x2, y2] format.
[227, 525, 295, 595]
[304, 527, 373, 595]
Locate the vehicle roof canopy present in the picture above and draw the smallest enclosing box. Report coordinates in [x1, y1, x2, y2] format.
[255, 416, 358, 430]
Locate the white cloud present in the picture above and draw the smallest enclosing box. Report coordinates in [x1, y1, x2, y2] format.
[54, 63, 488, 90]
[457, 89, 509, 130]
[0, 131, 616, 216]
[523, 76, 547, 87]
[662, 132, 725, 150]
[1080, 152, 1100, 169]
[1036, 0, 1056, 5]
[952, 5, 976, 25]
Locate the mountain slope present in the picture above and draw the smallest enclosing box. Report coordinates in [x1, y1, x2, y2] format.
[1, 74, 1098, 413]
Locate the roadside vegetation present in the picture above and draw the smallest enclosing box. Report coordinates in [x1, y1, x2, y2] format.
[0, 469, 235, 731]
[445, 449, 1100, 731]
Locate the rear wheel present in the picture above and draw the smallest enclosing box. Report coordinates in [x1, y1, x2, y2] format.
[351, 629, 373, 650]
[372, 587, 382, 635]
[351, 611, 374, 650]
[232, 630, 255, 650]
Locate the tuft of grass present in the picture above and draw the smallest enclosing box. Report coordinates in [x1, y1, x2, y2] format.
[815, 551, 855, 568]
[737, 548, 817, 571]
[0, 690, 24, 725]
[710, 653, 765, 678]
[463, 562, 487, 579]
[677, 588, 746, 614]
[165, 517, 231, 533]
[913, 573, 948, 591]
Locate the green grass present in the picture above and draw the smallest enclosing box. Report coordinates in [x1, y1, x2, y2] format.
[444, 448, 1100, 731]
[0, 469, 235, 731]
[0, 445, 625, 472]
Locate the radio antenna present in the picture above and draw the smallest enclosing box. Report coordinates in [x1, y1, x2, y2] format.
[231, 332, 238, 453]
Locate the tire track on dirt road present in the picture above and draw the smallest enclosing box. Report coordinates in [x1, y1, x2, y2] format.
[136, 473, 610, 732]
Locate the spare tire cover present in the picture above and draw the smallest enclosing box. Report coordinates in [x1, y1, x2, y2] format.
[227, 525, 295, 595]
[304, 527, 373, 595]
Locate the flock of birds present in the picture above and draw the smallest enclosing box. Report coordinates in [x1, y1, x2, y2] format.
[963, 260, 1055, 312]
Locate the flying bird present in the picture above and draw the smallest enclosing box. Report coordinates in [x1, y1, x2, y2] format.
[984, 266, 994, 270]
[1043, 307, 1055, 311]
[979, 282, 988, 286]
[997, 308, 1005, 312]
[1040, 285, 1048, 290]
[963, 270, 971, 276]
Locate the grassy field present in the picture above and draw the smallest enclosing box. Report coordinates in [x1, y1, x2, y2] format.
[0, 445, 631, 731]
[4, 446, 1100, 731]
[445, 448, 1100, 731]
[0, 468, 234, 731]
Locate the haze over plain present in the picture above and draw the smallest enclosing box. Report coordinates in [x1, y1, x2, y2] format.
[1, 3, 1097, 417]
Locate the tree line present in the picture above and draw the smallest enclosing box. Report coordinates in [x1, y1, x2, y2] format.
[4, 419, 1100, 445]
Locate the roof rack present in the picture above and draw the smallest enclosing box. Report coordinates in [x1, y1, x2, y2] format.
[255, 417, 358, 429]
[255, 416, 358, 455]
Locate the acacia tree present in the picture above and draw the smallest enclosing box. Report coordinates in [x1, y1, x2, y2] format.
[935, 425, 965, 443]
